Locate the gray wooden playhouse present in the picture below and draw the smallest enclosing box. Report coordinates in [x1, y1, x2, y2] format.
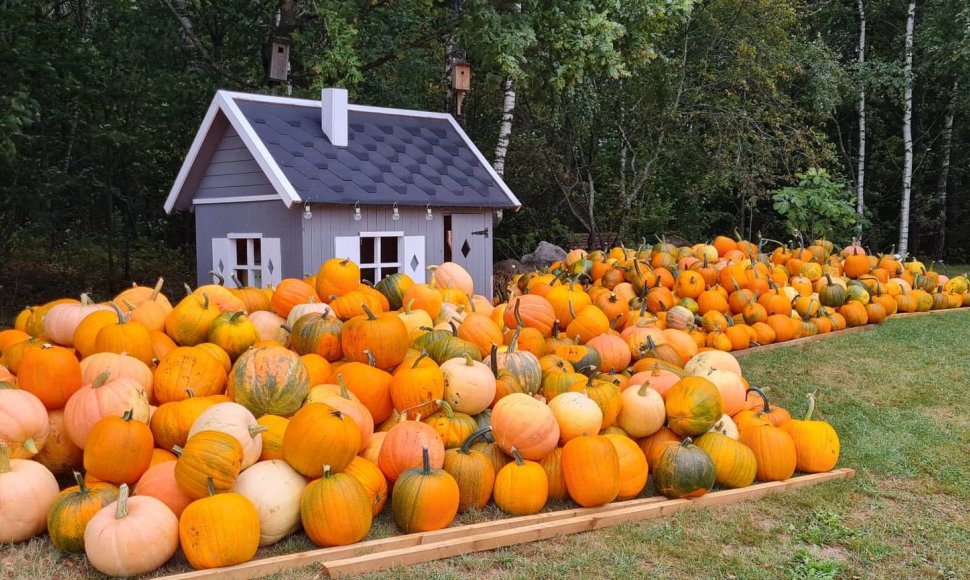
[164, 89, 521, 295]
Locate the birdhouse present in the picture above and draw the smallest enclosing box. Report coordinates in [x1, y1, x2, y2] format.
[269, 38, 290, 82]
[452, 62, 471, 92]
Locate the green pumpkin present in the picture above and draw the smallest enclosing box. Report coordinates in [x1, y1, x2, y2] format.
[425, 336, 482, 365]
[653, 438, 715, 499]
[411, 329, 453, 352]
[375, 273, 412, 311]
[818, 276, 846, 308]
[47, 472, 120, 553]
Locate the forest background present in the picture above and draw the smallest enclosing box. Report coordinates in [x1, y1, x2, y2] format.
[1, 0, 967, 320]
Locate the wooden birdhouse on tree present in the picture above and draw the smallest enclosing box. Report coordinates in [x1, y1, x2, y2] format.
[269, 38, 290, 82]
[452, 62, 470, 116]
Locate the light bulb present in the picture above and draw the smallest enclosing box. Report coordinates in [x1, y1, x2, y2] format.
[392, 204, 400, 221]
[353, 202, 362, 222]
[303, 203, 312, 220]
[426, 206, 433, 221]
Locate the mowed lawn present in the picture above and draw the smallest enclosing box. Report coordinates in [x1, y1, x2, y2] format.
[2, 311, 969, 579]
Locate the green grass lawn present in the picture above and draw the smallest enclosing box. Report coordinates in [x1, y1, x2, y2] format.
[3, 312, 969, 579]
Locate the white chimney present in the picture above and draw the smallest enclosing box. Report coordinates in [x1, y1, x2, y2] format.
[321, 88, 348, 147]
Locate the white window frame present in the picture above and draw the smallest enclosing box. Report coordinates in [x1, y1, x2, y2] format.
[228, 233, 264, 287]
[358, 230, 404, 283]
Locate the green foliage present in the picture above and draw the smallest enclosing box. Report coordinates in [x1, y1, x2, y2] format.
[771, 168, 863, 244]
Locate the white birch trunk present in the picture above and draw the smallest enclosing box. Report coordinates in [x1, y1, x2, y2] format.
[856, 0, 867, 218]
[493, 75, 516, 177]
[898, 0, 916, 256]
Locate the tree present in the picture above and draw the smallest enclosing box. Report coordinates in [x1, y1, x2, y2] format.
[898, 0, 916, 256]
[856, 0, 867, 221]
[770, 168, 863, 243]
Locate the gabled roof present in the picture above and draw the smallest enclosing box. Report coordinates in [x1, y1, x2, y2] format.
[165, 90, 521, 213]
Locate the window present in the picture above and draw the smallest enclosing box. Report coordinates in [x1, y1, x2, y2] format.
[334, 233, 426, 283]
[359, 232, 402, 283]
[231, 236, 263, 287]
[211, 235, 281, 288]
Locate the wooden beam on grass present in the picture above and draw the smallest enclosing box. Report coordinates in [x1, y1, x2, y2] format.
[735, 325, 876, 357]
[159, 469, 854, 580]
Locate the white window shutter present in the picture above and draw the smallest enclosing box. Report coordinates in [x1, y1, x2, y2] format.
[212, 238, 232, 284]
[334, 235, 360, 263]
[261, 237, 282, 288]
[403, 235, 426, 283]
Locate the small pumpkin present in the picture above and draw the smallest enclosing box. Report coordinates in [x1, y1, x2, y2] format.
[781, 393, 840, 473]
[187, 402, 266, 469]
[207, 311, 260, 361]
[391, 446, 460, 533]
[300, 464, 373, 547]
[440, 354, 496, 415]
[493, 446, 549, 515]
[0, 443, 60, 543]
[442, 427, 496, 513]
[47, 471, 120, 553]
[174, 430, 244, 499]
[179, 477, 261, 569]
[653, 437, 716, 499]
[693, 432, 757, 489]
[0, 388, 49, 458]
[83, 484, 180, 576]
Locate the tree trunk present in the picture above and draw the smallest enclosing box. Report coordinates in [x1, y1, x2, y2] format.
[934, 82, 957, 259]
[492, 75, 516, 177]
[898, 0, 916, 257]
[856, 0, 867, 220]
[444, 0, 465, 117]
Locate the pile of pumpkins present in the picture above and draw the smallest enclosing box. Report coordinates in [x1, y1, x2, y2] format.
[0, 232, 935, 575]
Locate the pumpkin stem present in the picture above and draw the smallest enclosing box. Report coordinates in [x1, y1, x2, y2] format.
[567, 300, 577, 323]
[0, 443, 11, 472]
[489, 344, 499, 376]
[209, 270, 226, 286]
[805, 392, 818, 421]
[206, 476, 217, 497]
[171, 445, 183, 457]
[229, 311, 246, 323]
[459, 426, 492, 454]
[336, 374, 352, 399]
[421, 446, 431, 475]
[200, 293, 210, 310]
[122, 409, 133, 422]
[22, 438, 39, 455]
[512, 299, 525, 329]
[114, 484, 131, 519]
[122, 299, 138, 312]
[746, 386, 771, 414]
[360, 303, 378, 321]
[150, 277, 165, 301]
[248, 424, 269, 438]
[403, 299, 415, 315]
[185, 388, 196, 398]
[463, 353, 475, 367]
[80, 293, 93, 306]
[507, 326, 521, 353]
[72, 470, 88, 494]
[323, 464, 333, 478]
[92, 369, 112, 389]
[231, 273, 245, 288]
[108, 301, 128, 324]
[509, 446, 525, 466]
[681, 437, 693, 447]
[637, 383, 651, 397]
[364, 350, 377, 367]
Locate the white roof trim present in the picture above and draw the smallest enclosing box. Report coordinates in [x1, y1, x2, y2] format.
[163, 98, 221, 214]
[193, 195, 282, 205]
[217, 92, 302, 207]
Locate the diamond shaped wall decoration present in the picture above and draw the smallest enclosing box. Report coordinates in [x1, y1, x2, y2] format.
[461, 240, 471, 258]
[267, 259, 275, 275]
[410, 255, 420, 271]
[218, 259, 225, 272]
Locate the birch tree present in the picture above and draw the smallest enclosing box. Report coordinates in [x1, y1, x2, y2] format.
[898, 0, 916, 257]
[856, 0, 867, 220]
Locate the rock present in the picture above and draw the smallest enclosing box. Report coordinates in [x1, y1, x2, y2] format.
[494, 259, 526, 279]
[520, 241, 567, 269]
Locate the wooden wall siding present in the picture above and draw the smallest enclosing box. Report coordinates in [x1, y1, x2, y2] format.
[194, 201, 303, 285]
[301, 206, 495, 296]
[195, 126, 278, 200]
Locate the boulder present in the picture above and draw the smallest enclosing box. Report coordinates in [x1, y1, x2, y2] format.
[521, 241, 567, 269]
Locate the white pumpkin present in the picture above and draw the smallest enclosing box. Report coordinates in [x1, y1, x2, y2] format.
[617, 383, 666, 438]
[0, 445, 60, 543]
[547, 392, 603, 443]
[43, 295, 113, 346]
[249, 311, 290, 345]
[188, 402, 264, 469]
[708, 413, 740, 440]
[232, 460, 307, 546]
[684, 350, 743, 377]
[440, 355, 496, 415]
[285, 299, 334, 329]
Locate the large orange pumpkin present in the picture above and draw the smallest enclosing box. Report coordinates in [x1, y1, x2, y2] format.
[228, 345, 310, 418]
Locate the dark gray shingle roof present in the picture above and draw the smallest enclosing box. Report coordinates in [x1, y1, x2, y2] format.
[234, 100, 517, 208]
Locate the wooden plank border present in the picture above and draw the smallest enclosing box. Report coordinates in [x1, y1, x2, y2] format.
[160, 468, 855, 580]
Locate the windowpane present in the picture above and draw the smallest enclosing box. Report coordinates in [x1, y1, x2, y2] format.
[253, 239, 262, 266]
[235, 269, 249, 286]
[378, 266, 400, 281]
[381, 236, 399, 265]
[235, 239, 247, 267]
[361, 237, 375, 264]
[252, 269, 262, 287]
[361, 268, 376, 283]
